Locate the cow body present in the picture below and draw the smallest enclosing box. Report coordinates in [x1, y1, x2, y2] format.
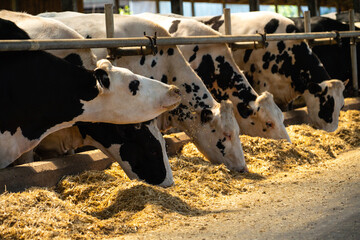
[194, 12, 346, 132]
[291, 16, 359, 94]
[2, 11, 176, 186]
[0, 10, 97, 70]
[0, 18, 181, 169]
[137, 13, 290, 142]
[45, 13, 248, 172]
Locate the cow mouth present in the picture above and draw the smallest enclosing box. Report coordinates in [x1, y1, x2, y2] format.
[162, 101, 180, 110]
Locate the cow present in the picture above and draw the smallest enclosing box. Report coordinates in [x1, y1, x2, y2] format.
[191, 11, 347, 132]
[42, 13, 248, 172]
[291, 16, 359, 96]
[0, 10, 97, 70]
[137, 13, 290, 142]
[0, 18, 181, 171]
[1, 10, 176, 187]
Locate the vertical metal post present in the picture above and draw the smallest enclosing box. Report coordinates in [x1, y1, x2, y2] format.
[171, 0, 183, 15]
[191, 0, 195, 16]
[249, 0, 260, 12]
[105, 4, 115, 58]
[304, 11, 311, 33]
[156, 0, 160, 13]
[275, 0, 279, 13]
[349, 9, 359, 94]
[307, 0, 318, 16]
[224, 8, 232, 36]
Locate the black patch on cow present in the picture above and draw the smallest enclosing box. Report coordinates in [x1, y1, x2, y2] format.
[0, 19, 30, 39]
[64, 53, 83, 67]
[312, 87, 335, 123]
[216, 138, 226, 156]
[183, 83, 192, 93]
[243, 49, 253, 63]
[307, 82, 322, 94]
[161, 75, 168, 84]
[172, 77, 177, 82]
[202, 15, 224, 31]
[169, 20, 181, 34]
[262, 51, 276, 69]
[169, 103, 194, 122]
[140, 56, 145, 65]
[277, 41, 286, 54]
[271, 64, 278, 74]
[129, 80, 140, 95]
[264, 18, 279, 34]
[0, 18, 99, 140]
[250, 64, 256, 73]
[188, 45, 199, 63]
[236, 102, 254, 119]
[200, 109, 213, 124]
[86, 35, 92, 39]
[94, 68, 110, 89]
[202, 93, 208, 99]
[159, 49, 163, 55]
[189, 54, 196, 63]
[77, 121, 166, 185]
[286, 24, 298, 33]
[151, 59, 157, 67]
[167, 48, 174, 55]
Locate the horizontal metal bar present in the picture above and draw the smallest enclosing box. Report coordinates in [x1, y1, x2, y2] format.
[0, 31, 359, 52]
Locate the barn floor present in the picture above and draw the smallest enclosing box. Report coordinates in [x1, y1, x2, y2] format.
[123, 147, 360, 240]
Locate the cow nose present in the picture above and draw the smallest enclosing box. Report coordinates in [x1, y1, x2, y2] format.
[169, 85, 181, 97]
[238, 165, 249, 173]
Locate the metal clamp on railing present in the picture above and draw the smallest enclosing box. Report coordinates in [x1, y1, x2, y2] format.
[106, 32, 158, 59]
[333, 30, 342, 47]
[144, 32, 158, 56]
[255, 32, 268, 49]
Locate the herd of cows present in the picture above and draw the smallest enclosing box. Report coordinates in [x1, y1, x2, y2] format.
[0, 9, 355, 187]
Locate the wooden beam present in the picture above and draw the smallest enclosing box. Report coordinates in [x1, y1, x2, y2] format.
[171, 0, 183, 15]
[249, 0, 260, 11]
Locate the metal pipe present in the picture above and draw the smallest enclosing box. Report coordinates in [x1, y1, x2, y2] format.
[223, 8, 232, 36]
[1, 31, 360, 52]
[349, 9, 359, 94]
[105, 4, 115, 58]
[304, 11, 311, 33]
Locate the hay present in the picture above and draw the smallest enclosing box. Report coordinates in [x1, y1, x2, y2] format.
[1, 110, 359, 239]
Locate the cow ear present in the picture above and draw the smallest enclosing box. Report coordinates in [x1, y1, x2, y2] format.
[307, 82, 322, 94]
[94, 68, 110, 89]
[201, 109, 213, 124]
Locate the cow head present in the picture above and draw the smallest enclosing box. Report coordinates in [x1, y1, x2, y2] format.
[165, 100, 247, 172]
[237, 92, 291, 142]
[86, 59, 181, 124]
[303, 79, 347, 132]
[36, 120, 174, 187]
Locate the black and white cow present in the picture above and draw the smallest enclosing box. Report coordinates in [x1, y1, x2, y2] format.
[137, 13, 291, 142]
[0, 18, 181, 169]
[193, 12, 347, 132]
[43, 13, 248, 172]
[1, 10, 176, 187]
[291, 16, 359, 95]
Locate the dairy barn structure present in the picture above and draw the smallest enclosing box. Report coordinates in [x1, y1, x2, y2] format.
[0, 0, 360, 239]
